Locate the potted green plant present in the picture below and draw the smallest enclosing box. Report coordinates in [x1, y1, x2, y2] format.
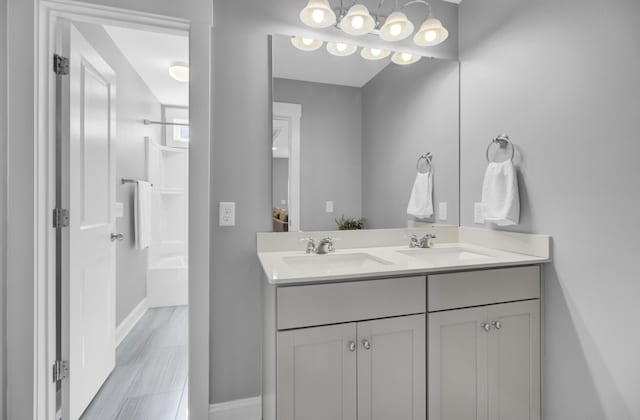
[335, 215, 365, 230]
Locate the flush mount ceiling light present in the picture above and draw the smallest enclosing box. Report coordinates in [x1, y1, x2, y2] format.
[340, 4, 376, 35]
[299, 0, 448, 47]
[360, 47, 391, 60]
[291, 36, 324, 51]
[327, 41, 357, 56]
[299, 0, 337, 28]
[169, 62, 189, 82]
[391, 51, 422, 65]
[413, 18, 448, 46]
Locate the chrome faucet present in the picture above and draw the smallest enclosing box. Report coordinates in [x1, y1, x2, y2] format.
[301, 237, 317, 254]
[316, 237, 335, 254]
[409, 233, 437, 249]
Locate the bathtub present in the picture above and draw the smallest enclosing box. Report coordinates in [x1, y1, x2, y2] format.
[147, 255, 188, 307]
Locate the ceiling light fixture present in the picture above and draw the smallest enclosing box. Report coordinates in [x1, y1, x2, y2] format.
[327, 41, 357, 56]
[391, 51, 421, 65]
[298, 0, 449, 47]
[169, 62, 189, 82]
[360, 47, 390, 60]
[299, 0, 337, 28]
[291, 36, 324, 51]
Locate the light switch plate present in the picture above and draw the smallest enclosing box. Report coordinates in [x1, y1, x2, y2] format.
[219, 202, 236, 226]
[438, 202, 448, 221]
[281, 199, 287, 205]
[114, 202, 124, 218]
[474, 202, 485, 224]
[325, 201, 334, 213]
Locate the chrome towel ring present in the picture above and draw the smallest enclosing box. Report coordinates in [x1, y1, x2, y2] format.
[486, 134, 515, 163]
[416, 153, 433, 174]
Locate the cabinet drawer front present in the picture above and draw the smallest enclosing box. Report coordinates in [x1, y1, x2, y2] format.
[428, 266, 540, 312]
[277, 277, 426, 330]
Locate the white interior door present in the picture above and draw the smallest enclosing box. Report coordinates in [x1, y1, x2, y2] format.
[273, 102, 301, 231]
[57, 21, 117, 420]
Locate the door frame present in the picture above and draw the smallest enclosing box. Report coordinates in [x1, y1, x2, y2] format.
[272, 102, 301, 232]
[35, 1, 211, 419]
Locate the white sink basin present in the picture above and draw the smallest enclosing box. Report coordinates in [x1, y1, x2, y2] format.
[397, 247, 494, 263]
[283, 253, 392, 273]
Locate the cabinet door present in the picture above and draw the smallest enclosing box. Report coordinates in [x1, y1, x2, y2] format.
[487, 300, 540, 420]
[429, 307, 489, 420]
[277, 323, 357, 420]
[357, 314, 426, 420]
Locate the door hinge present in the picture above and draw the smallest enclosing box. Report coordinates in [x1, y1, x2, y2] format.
[53, 54, 69, 75]
[52, 208, 69, 228]
[52, 360, 69, 383]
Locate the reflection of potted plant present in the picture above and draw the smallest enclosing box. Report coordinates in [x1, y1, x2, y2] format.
[335, 215, 365, 230]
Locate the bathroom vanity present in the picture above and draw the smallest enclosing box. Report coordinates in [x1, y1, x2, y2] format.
[259, 226, 549, 420]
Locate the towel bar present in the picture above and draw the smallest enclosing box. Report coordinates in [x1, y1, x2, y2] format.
[121, 178, 153, 187]
[486, 134, 515, 163]
[416, 153, 433, 174]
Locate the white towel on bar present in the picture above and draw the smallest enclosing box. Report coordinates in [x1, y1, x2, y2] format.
[134, 181, 152, 250]
[481, 160, 520, 226]
[407, 171, 433, 219]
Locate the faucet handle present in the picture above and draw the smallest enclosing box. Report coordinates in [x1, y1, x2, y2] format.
[299, 237, 316, 253]
[409, 234, 420, 248]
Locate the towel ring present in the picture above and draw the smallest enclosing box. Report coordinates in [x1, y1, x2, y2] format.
[416, 153, 432, 174]
[486, 134, 515, 163]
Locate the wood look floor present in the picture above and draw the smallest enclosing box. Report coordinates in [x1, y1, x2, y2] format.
[81, 306, 188, 420]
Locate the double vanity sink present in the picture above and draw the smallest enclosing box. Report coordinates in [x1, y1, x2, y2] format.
[259, 226, 551, 420]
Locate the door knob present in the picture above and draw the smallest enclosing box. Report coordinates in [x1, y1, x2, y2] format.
[480, 322, 491, 332]
[348, 341, 356, 352]
[110, 232, 125, 242]
[491, 321, 502, 330]
[362, 339, 371, 350]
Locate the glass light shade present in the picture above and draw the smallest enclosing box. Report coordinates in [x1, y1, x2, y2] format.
[340, 4, 376, 36]
[360, 47, 390, 60]
[380, 11, 414, 41]
[391, 51, 421, 65]
[168, 62, 189, 82]
[413, 18, 449, 46]
[327, 41, 357, 56]
[300, 0, 337, 28]
[291, 36, 323, 51]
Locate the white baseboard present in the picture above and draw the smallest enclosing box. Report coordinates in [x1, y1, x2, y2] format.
[115, 297, 148, 346]
[209, 396, 261, 420]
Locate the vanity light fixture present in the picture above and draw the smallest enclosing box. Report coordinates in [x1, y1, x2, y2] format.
[299, 0, 337, 28]
[360, 47, 390, 60]
[291, 36, 324, 51]
[299, 0, 449, 47]
[168, 62, 189, 82]
[391, 51, 421, 65]
[327, 41, 357, 56]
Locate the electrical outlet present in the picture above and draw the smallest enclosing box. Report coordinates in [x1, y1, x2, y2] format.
[438, 202, 448, 221]
[281, 199, 287, 205]
[325, 201, 334, 213]
[219, 202, 236, 226]
[114, 202, 124, 218]
[474, 202, 485, 224]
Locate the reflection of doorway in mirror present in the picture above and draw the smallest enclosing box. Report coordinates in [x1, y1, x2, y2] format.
[162, 105, 189, 148]
[273, 102, 301, 231]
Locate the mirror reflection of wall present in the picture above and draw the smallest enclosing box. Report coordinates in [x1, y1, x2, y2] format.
[271, 34, 459, 232]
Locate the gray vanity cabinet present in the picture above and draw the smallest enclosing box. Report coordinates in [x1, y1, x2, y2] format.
[427, 266, 541, 420]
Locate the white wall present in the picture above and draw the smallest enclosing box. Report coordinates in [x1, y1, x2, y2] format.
[0, 0, 6, 417]
[73, 22, 163, 326]
[211, 0, 458, 405]
[459, 0, 640, 418]
[5, 1, 212, 418]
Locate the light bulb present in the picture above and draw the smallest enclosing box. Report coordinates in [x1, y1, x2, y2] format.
[424, 30, 437, 42]
[169, 62, 189, 82]
[401, 53, 412, 62]
[351, 15, 364, 30]
[390, 23, 402, 36]
[302, 37, 313, 46]
[370, 48, 381, 57]
[336, 43, 347, 52]
[311, 9, 325, 23]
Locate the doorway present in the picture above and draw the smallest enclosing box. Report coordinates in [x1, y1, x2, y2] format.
[50, 10, 190, 420]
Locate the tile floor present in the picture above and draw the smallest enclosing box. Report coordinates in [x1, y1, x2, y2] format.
[80, 306, 188, 420]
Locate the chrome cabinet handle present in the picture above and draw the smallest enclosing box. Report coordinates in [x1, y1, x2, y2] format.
[492, 321, 502, 330]
[348, 341, 356, 352]
[362, 339, 371, 350]
[110, 232, 125, 242]
[481, 322, 491, 332]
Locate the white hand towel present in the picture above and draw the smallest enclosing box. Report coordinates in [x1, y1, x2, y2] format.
[481, 160, 520, 226]
[407, 171, 433, 219]
[134, 181, 152, 250]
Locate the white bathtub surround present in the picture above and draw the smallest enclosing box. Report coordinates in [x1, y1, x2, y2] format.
[115, 297, 148, 346]
[257, 226, 550, 284]
[209, 396, 262, 420]
[147, 256, 188, 307]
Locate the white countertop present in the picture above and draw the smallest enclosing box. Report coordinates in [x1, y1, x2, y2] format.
[258, 242, 550, 285]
